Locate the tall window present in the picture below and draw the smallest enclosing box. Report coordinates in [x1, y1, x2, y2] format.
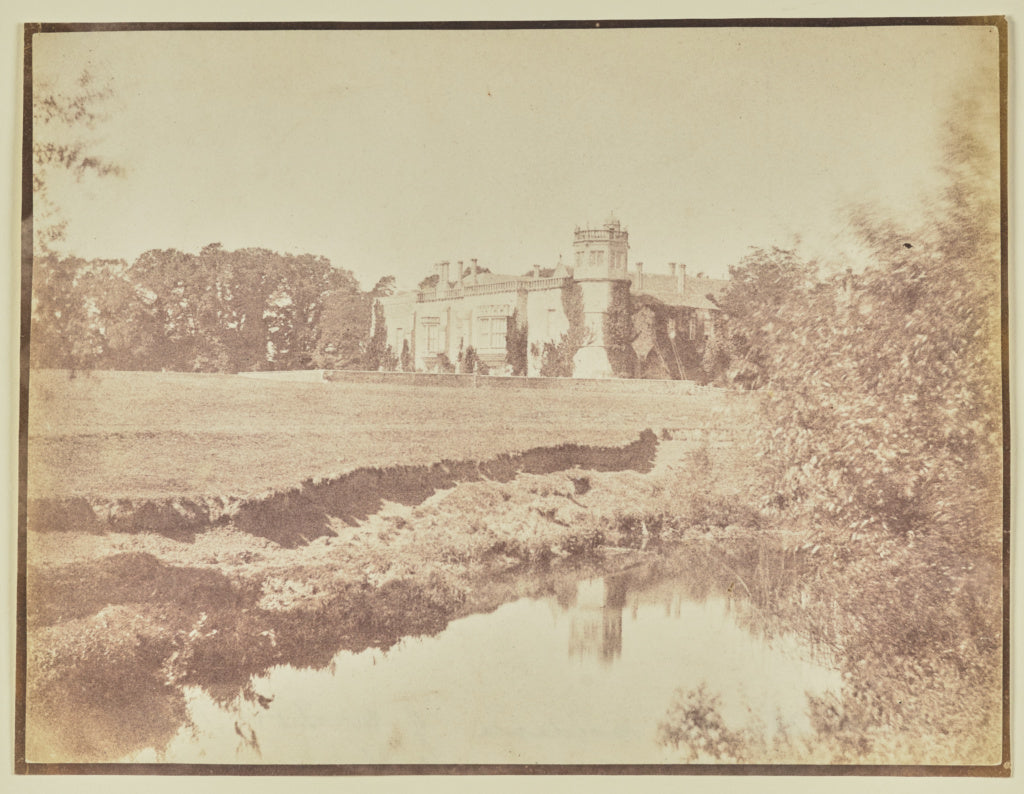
[478, 316, 507, 349]
[424, 321, 440, 353]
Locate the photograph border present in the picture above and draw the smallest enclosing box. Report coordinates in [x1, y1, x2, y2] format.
[13, 15, 1011, 778]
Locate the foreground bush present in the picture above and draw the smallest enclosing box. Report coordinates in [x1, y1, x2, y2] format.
[687, 92, 1005, 765]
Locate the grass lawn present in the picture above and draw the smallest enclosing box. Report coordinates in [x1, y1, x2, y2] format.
[26, 370, 752, 500]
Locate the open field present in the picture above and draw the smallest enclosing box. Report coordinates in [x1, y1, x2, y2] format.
[26, 369, 754, 500]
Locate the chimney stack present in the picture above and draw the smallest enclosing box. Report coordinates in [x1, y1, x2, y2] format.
[471, 258, 479, 285]
[440, 260, 450, 288]
[533, 264, 541, 279]
[457, 260, 464, 288]
[636, 261, 644, 290]
[668, 262, 677, 276]
[678, 263, 687, 296]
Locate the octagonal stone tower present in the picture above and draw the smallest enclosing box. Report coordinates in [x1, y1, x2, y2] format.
[571, 215, 632, 378]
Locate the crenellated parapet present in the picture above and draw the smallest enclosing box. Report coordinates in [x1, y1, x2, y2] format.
[572, 215, 630, 281]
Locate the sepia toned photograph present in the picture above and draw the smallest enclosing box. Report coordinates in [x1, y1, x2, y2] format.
[17, 18, 1007, 773]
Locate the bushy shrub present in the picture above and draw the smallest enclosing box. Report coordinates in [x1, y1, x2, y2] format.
[538, 326, 592, 377]
[435, 352, 456, 373]
[757, 237, 999, 542]
[716, 246, 819, 389]
[700, 333, 733, 386]
[729, 108, 1002, 546]
[505, 312, 529, 375]
[400, 338, 413, 372]
[700, 100, 1004, 763]
[378, 344, 398, 372]
[459, 345, 488, 375]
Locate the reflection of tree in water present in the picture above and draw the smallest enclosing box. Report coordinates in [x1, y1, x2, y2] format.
[658, 537, 816, 649]
[651, 542, 831, 763]
[657, 684, 759, 762]
[659, 681, 893, 764]
[657, 682, 807, 763]
[26, 568, 459, 762]
[233, 719, 262, 758]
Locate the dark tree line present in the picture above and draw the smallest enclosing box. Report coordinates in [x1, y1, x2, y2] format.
[30, 70, 400, 375]
[29, 244, 393, 374]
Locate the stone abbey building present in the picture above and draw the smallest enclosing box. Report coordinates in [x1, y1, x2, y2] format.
[379, 217, 728, 379]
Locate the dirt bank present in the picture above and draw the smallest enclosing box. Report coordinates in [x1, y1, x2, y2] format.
[27, 430, 659, 546]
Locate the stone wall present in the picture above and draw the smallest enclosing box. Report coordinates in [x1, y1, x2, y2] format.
[321, 369, 718, 394]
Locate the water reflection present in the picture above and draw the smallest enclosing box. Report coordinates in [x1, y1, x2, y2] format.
[567, 577, 623, 662]
[124, 553, 840, 765]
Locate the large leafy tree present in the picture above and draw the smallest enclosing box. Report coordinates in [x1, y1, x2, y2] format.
[126, 245, 360, 372]
[29, 245, 370, 373]
[369, 275, 396, 298]
[29, 255, 121, 371]
[747, 100, 1001, 545]
[30, 70, 124, 372]
[266, 252, 361, 370]
[312, 290, 373, 369]
[713, 247, 818, 389]
[727, 90, 1005, 764]
[80, 263, 157, 370]
[32, 70, 123, 253]
[129, 247, 221, 371]
[361, 300, 391, 371]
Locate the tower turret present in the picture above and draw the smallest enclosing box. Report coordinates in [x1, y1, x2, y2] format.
[569, 215, 633, 378]
[572, 214, 630, 279]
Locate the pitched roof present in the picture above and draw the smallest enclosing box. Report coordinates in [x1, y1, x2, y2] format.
[629, 272, 729, 311]
[466, 271, 522, 287]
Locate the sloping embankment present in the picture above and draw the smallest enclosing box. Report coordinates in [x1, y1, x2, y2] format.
[27, 430, 658, 547]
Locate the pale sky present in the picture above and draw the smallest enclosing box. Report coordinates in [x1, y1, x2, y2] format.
[32, 24, 1000, 290]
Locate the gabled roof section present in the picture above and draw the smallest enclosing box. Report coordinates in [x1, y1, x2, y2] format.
[630, 273, 729, 311]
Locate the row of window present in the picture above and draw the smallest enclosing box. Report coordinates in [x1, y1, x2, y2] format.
[405, 312, 700, 354]
[574, 250, 627, 269]
[416, 316, 508, 353]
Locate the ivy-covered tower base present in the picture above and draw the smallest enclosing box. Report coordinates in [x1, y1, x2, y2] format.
[571, 216, 633, 378]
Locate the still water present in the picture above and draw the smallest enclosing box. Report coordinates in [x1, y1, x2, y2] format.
[129, 559, 840, 764]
